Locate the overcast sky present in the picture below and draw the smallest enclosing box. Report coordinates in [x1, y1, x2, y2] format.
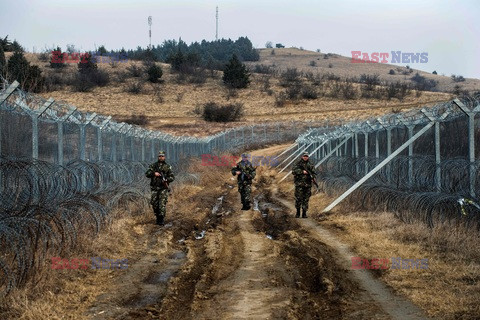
[1, 0, 478, 79]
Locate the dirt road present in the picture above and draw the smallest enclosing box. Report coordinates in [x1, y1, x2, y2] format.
[80, 145, 427, 319]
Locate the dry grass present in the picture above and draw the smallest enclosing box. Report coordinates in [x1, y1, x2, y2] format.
[0, 202, 150, 320]
[248, 48, 480, 93]
[272, 164, 480, 319]
[301, 191, 480, 319]
[0, 156, 232, 319]
[11, 50, 459, 136]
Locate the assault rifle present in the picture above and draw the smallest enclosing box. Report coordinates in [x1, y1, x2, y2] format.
[240, 171, 251, 182]
[155, 172, 170, 191]
[306, 169, 319, 193]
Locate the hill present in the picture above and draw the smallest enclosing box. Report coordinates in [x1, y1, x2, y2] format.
[7, 49, 463, 136]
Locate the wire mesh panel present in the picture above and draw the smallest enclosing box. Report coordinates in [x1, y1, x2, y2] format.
[293, 95, 480, 228]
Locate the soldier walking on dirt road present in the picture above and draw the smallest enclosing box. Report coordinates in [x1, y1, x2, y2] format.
[292, 152, 316, 218]
[145, 151, 175, 225]
[231, 153, 256, 210]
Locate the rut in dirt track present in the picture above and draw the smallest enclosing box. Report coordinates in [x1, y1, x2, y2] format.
[155, 175, 391, 319]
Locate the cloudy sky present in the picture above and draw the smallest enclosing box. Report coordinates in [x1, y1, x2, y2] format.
[1, 0, 479, 78]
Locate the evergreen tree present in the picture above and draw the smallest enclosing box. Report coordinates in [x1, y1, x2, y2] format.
[167, 49, 185, 72]
[147, 64, 163, 83]
[0, 35, 12, 51]
[50, 46, 66, 69]
[6, 49, 44, 92]
[7, 49, 30, 85]
[11, 40, 23, 52]
[97, 45, 107, 55]
[0, 45, 6, 77]
[222, 54, 250, 89]
[78, 52, 98, 74]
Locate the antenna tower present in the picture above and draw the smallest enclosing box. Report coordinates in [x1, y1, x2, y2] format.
[148, 16, 152, 49]
[215, 6, 218, 40]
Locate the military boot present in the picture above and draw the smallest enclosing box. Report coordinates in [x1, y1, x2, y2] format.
[295, 208, 300, 218]
[302, 209, 308, 219]
[156, 215, 165, 226]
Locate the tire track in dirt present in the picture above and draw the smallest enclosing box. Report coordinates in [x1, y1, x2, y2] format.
[187, 173, 392, 319]
[270, 186, 429, 320]
[85, 222, 188, 319]
[194, 204, 291, 319]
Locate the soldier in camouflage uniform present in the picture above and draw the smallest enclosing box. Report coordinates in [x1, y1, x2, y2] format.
[292, 152, 316, 218]
[145, 151, 175, 225]
[231, 153, 256, 210]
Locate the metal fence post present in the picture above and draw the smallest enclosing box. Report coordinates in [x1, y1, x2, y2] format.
[453, 99, 479, 197]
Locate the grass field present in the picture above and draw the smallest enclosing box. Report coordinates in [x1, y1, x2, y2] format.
[12, 49, 470, 136]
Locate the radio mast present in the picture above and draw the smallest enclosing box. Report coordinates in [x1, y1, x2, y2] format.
[215, 6, 218, 40]
[148, 16, 152, 49]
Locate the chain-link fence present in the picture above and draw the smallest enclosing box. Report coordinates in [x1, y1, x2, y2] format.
[0, 79, 333, 295]
[278, 94, 480, 228]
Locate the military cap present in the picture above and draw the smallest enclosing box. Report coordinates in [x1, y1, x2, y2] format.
[302, 152, 309, 156]
[158, 150, 166, 156]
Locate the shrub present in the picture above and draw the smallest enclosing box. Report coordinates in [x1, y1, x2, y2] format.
[188, 68, 208, 84]
[280, 68, 300, 86]
[71, 73, 95, 92]
[115, 71, 129, 83]
[222, 54, 250, 89]
[147, 64, 163, 83]
[451, 74, 466, 82]
[385, 83, 399, 100]
[253, 64, 275, 74]
[126, 65, 143, 77]
[342, 81, 357, 100]
[432, 70, 437, 75]
[125, 81, 143, 94]
[411, 72, 437, 91]
[286, 84, 301, 99]
[389, 69, 395, 75]
[44, 70, 67, 91]
[201, 102, 244, 122]
[453, 85, 462, 95]
[309, 60, 317, 67]
[123, 114, 149, 126]
[360, 74, 380, 86]
[89, 69, 110, 86]
[328, 63, 333, 68]
[323, 73, 340, 81]
[301, 85, 318, 99]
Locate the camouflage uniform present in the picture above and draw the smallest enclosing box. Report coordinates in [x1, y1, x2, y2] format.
[292, 155, 316, 218]
[231, 157, 256, 210]
[145, 153, 175, 225]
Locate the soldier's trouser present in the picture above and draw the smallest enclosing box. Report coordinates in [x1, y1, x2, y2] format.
[151, 189, 169, 218]
[295, 185, 312, 211]
[238, 184, 252, 206]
